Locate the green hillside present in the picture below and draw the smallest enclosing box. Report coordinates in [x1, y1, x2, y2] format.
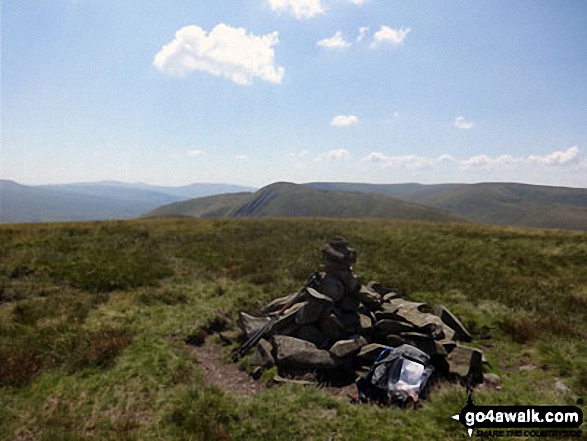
[147, 182, 467, 224]
[307, 182, 587, 231]
[1, 218, 585, 440]
[146, 192, 253, 218]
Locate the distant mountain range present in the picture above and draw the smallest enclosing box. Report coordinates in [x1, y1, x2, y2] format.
[0, 180, 255, 223]
[147, 181, 587, 231]
[2, 179, 587, 231]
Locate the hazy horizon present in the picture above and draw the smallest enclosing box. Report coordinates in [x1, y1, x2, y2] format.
[2, 1, 587, 188]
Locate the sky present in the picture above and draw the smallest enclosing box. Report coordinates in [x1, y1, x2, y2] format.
[2, 0, 587, 188]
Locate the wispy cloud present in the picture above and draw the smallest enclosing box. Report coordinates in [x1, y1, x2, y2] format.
[331, 114, 359, 127]
[153, 24, 284, 85]
[235, 155, 248, 160]
[363, 146, 583, 169]
[370, 26, 411, 48]
[317, 31, 351, 49]
[266, 0, 325, 19]
[316, 149, 350, 161]
[187, 149, 205, 157]
[363, 152, 432, 169]
[454, 116, 474, 130]
[350, 0, 368, 5]
[357, 26, 369, 43]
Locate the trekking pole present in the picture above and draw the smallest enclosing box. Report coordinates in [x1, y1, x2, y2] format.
[231, 272, 321, 362]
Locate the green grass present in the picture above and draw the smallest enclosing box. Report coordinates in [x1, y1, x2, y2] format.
[1, 218, 586, 440]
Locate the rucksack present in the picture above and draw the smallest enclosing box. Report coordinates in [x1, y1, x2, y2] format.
[356, 344, 434, 405]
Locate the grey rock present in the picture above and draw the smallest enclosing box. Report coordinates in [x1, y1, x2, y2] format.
[237, 312, 271, 339]
[374, 319, 417, 335]
[382, 292, 402, 302]
[357, 343, 392, 363]
[328, 336, 368, 359]
[294, 325, 328, 348]
[273, 335, 340, 370]
[359, 314, 373, 332]
[434, 305, 472, 342]
[250, 338, 275, 368]
[447, 344, 483, 382]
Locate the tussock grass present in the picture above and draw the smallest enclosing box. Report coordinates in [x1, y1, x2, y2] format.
[1, 218, 586, 439]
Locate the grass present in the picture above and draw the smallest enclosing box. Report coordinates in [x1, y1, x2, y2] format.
[0, 218, 586, 440]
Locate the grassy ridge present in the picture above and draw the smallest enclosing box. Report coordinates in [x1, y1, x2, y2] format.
[1, 218, 586, 440]
[307, 182, 587, 231]
[146, 182, 467, 224]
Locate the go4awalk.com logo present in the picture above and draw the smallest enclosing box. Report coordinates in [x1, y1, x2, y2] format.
[451, 393, 583, 438]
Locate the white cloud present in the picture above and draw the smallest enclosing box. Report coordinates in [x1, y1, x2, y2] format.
[363, 146, 583, 170]
[459, 154, 522, 168]
[235, 155, 248, 160]
[370, 26, 411, 48]
[187, 149, 205, 157]
[350, 0, 368, 5]
[436, 154, 456, 163]
[528, 145, 580, 165]
[317, 31, 351, 49]
[153, 24, 285, 85]
[326, 149, 350, 160]
[363, 152, 432, 169]
[454, 116, 474, 130]
[267, 0, 325, 19]
[331, 114, 359, 127]
[357, 26, 369, 43]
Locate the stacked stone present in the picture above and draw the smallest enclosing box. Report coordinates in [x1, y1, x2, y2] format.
[238, 281, 484, 386]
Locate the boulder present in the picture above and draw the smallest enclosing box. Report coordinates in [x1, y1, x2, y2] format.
[237, 313, 271, 339]
[434, 305, 472, 342]
[393, 306, 444, 337]
[374, 303, 401, 321]
[446, 344, 483, 382]
[329, 336, 368, 359]
[357, 343, 392, 363]
[359, 285, 382, 310]
[374, 319, 417, 336]
[359, 314, 373, 332]
[382, 291, 402, 302]
[250, 338, 275, 369]
[273, 335, 340, 370]
[261, 293, 295, 314]
[294, 325, 328, 348]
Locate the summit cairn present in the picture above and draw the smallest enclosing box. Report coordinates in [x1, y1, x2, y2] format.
[236, 237, 485, 400]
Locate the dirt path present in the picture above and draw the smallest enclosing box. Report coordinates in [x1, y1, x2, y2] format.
[186, 339, 358, 400]
[187, 339, 265, 396]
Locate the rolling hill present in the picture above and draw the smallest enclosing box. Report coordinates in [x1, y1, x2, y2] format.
[0, 180, 256, 223]
[307, 182, 587, 231]
[145, 182, 467, 223]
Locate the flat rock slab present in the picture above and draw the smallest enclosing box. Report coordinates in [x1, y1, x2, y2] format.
[435, 305, 472, 342]
[357, 343, 392, 363]
[447, 344, 483, 379]
[329, 336, 367, 359]
[273, 335, 340, 370]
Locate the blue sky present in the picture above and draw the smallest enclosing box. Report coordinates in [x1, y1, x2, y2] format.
[2, 0, 586, 188]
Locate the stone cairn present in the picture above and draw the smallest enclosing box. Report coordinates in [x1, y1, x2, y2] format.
[237, 280, 485, 389]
